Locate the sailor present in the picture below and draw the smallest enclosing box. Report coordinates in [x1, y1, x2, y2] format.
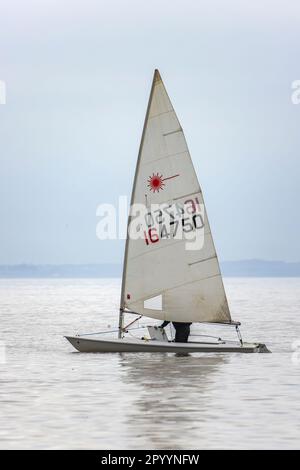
[160, 321, 192, 343]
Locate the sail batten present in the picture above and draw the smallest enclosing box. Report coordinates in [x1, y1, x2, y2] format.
[120, 69, 231, 324]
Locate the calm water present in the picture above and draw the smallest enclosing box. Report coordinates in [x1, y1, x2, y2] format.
[0, 277, 300, 449]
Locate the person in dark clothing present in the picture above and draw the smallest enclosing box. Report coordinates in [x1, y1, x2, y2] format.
[160, 321, 192, 343]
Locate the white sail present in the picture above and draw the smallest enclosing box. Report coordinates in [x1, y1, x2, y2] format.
[120, 70, 231, 323]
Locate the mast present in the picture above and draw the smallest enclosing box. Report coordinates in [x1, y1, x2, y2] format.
[118, 70, 159, 338]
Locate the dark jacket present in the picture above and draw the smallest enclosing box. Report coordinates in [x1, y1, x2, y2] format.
[160, 321, 192, 343]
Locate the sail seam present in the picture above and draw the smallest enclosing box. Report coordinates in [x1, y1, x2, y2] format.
[128, 233, 213, 260]
[172, 190, 202, 201]
[163, 128, 182, 137]
[149, 110, 173, 119]
[128, 272, 222, 306]
[189, 255, 217, 266]
[140, 190, 203, 207]
[141, 150, 188, 165]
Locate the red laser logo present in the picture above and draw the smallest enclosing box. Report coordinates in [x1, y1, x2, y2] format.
[147, 173, 179, 193]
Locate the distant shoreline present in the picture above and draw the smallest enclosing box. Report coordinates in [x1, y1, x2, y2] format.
[0, 260, 299, 278]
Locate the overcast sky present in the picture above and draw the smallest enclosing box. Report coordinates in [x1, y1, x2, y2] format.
[0, 0, 300, 264]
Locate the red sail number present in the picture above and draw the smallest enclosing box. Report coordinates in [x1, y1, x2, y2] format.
[144, 228, 159, 245]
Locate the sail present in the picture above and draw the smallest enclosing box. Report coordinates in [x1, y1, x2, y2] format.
[120, 70, 231, 323]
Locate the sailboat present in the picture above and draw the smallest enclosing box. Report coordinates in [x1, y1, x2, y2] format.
[65, 70, 269, 353]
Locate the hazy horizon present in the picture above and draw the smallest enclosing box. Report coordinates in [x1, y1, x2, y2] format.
[1, 259, 300, 278]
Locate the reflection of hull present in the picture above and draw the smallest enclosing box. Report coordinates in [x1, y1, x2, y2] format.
[65, 336, 270, 353]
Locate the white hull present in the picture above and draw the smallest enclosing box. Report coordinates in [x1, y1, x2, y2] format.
[65, 336, 270, 353]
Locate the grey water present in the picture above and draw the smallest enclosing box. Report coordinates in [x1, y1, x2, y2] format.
[0, 277, 299, 449]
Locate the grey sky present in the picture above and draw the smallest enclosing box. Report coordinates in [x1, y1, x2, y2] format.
[0, 0, 299, 264]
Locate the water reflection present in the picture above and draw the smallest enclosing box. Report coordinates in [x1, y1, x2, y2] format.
[119, 354, 226, 449]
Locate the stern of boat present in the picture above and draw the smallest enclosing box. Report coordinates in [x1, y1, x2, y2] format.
[255, 343, 271, 353]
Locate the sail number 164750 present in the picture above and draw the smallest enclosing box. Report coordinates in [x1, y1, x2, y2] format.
[143, 197, 204, 245]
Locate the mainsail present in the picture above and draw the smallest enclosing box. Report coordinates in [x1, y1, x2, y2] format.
[120, 70, 231, 324]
